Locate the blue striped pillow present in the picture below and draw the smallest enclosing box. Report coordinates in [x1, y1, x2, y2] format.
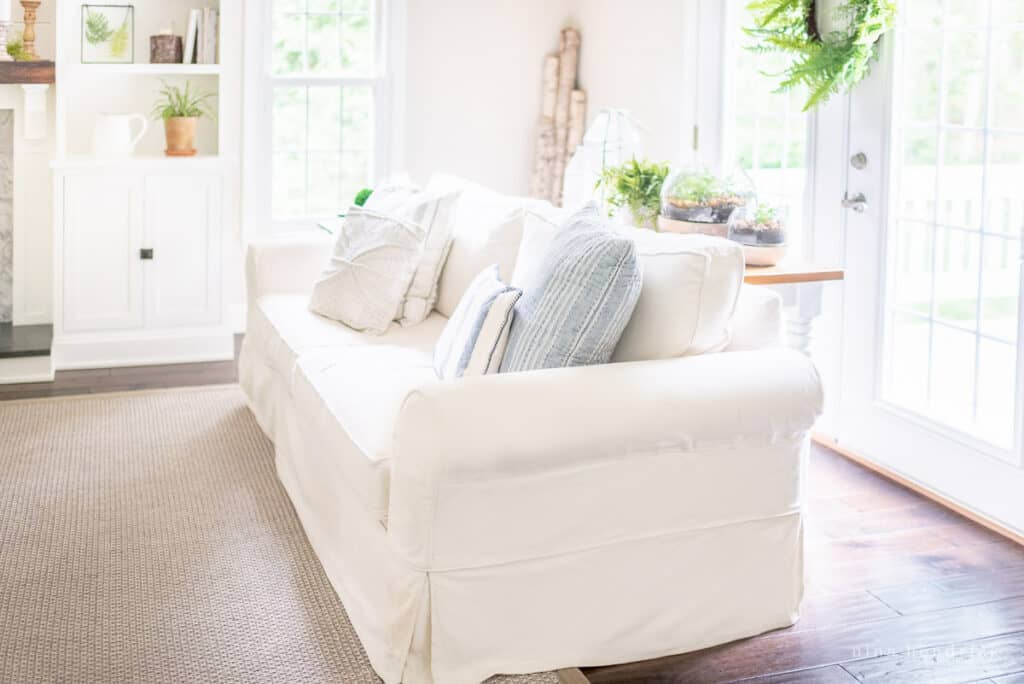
[434, 265, 523, 379]
[499, 204, 642, 372]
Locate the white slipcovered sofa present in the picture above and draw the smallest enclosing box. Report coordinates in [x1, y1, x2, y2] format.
[240, 185, 823, 683]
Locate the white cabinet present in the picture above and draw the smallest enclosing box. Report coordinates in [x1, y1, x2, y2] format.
[61, 174, 145, 332]
[143, 175, 222, 328]
[53, 163, 231, 369]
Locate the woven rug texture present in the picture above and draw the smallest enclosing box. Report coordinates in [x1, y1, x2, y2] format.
[0, 386, 558, 684]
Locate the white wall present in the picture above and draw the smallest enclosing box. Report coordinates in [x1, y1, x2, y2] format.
[401, 0, 572, 194]
[569, 0, 692, 168]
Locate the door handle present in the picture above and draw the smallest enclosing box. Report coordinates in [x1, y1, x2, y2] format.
[841, 192, 868, 213]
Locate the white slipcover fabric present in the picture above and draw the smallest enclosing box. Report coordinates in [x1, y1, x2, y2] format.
[308, 208, 424, 334]
[240, 218, 823, 684]
[430, 175, 565, 317]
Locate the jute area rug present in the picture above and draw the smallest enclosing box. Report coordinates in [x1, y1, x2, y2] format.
[0, 386, 558, 684]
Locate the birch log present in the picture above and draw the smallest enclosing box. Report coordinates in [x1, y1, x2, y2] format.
[566, 89, 587, 161]
[549, 27, 581, 206]
[530, 53, 560, 200]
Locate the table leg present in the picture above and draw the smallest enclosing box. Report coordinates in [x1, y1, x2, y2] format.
[774, 282, 824, 355]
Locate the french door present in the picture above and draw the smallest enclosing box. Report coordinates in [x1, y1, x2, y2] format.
[837, 0, 1024, 529]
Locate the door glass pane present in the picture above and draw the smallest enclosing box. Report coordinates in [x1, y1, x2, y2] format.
[726, 0, 809, 256]
[883, 1, 1023, 449]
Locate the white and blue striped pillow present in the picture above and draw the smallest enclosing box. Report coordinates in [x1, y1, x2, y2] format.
[499, 204, 642, 372]
[434, 265, 523, 379]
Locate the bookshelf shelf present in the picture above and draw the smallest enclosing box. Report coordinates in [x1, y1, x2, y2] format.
[65, 63, 222, 76]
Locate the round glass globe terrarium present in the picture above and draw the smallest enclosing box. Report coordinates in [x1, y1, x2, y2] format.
[656, 166, 753, 237]
[727, 204, 789, 266]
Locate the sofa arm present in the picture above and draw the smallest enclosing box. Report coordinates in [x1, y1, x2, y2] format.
[727, 284, 784, 351]
[387, 349, 822, 571]
[245, 232, 333, 309]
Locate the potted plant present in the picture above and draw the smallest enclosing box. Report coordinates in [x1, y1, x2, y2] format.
[728, 203, 789, 266]
[594, 158, 670, 229]
[745, 0, 897, 111]
[657, 167, 751, 236]
[151, 81, 215, 157]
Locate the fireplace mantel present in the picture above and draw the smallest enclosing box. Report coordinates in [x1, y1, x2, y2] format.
[0, 62, 53, 140]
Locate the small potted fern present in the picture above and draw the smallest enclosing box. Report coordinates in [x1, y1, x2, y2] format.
[152, 81, 215, 157]
[595, 158, 670, 229]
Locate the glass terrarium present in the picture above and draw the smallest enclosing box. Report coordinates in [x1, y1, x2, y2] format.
[728, 203, 789, 266]
[658, 166, 752, 234]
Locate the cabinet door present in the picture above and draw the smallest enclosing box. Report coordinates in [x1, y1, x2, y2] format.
[62, 174, 145, 332]
[143, 174, 222, 328]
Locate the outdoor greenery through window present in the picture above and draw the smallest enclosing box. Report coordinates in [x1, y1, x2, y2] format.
[270, 0, 377, 220]
[882, 0, 1023, 448]
[725, 0, 809, 256]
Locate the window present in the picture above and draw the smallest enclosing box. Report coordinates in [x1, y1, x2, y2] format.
[881, 0, 1023, 447]
[247, 0, 391, 229]
[721, 0, 811, 256]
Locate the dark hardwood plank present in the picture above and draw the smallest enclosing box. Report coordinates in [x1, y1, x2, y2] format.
[870, 565, 1024, 615]
[584, 596, 1024, 683]
[843, 630, 1024, 683]
[741, 665, 859, 683]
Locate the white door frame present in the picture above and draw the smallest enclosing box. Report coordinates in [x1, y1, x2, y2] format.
[836, 25, 1024, 534]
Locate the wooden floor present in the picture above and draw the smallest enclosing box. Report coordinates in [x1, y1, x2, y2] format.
[4, 347, 1024, 683]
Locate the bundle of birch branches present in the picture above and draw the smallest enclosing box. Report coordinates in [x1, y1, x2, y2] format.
[530, 27, 586, 207]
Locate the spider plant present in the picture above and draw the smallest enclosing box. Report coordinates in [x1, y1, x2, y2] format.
[151, 81, 216, 121]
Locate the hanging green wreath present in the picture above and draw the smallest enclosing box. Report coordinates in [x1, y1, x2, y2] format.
[745, 0, 897, 111]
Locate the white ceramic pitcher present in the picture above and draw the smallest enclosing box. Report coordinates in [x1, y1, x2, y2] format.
[92, 113, 148, 159]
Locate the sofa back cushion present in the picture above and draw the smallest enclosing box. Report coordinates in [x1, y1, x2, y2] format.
[500, 204, 642, 372]
[513, 213, 745, 360]
[615, 229, 745, 359]
[431, 174, 565, 317]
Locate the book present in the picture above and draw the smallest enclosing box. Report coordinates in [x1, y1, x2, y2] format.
[202, 8, 218, 64]
[183, 9, 200, 64]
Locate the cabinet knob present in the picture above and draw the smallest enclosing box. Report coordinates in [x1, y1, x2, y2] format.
[140, 248, 154, 260]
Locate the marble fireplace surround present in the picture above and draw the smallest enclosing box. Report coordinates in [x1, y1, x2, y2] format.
[0, 109, 11, 323]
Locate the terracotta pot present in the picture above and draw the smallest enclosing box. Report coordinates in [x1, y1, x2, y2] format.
[164, 117, 198, 156]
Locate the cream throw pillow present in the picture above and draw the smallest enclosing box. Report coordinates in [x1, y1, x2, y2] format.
[308, 207, 424, 335]
[365, 185, 460, 326]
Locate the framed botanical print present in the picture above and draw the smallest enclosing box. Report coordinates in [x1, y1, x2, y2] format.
[81, 5, 134, 64]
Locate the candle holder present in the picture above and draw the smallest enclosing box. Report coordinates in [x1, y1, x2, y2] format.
[20, 0, 39, 60]
[0, 22, 13, 62]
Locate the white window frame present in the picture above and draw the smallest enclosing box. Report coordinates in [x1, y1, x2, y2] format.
[241, 0, 406, 236]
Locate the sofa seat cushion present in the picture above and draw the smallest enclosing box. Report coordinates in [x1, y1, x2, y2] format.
[292, 342, 439, 523]
[249, 293, 448, 385]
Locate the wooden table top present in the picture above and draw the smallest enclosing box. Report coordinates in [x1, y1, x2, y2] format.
[744, 260, 845, 285]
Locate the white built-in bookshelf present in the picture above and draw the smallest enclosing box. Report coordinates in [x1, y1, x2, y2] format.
[54, 0, 239, 164]
[49, 0, 242, 371]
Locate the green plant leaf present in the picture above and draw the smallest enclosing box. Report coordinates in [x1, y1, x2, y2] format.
[84, 8, 113, 45]
[595, 158, 670, 229]
[744, 0, 895, 110]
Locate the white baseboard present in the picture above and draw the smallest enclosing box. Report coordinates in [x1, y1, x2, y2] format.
[52, 328, 234, 370]
[0, 355, 55, 384]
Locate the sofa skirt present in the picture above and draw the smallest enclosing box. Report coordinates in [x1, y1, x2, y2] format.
[241, 344, 805, 683]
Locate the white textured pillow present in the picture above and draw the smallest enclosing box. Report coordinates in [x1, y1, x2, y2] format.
[510, 210, 560, 288]
[433, 265, 522, 379]
[308, 208, 424, 335]
[365, 185, 460, 327]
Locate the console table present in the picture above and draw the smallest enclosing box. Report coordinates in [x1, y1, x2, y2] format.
[744, 260, 844, 354]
